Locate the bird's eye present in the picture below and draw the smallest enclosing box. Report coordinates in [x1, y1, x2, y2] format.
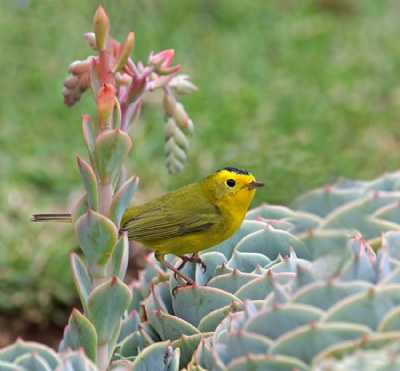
[226, 179, 236, 188]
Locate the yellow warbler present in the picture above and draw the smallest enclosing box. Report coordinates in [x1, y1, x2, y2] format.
[32, 167, 263, 288]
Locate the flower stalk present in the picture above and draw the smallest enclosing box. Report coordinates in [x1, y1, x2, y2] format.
[59, 5, 197, 370]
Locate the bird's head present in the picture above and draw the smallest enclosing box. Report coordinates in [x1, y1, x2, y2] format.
[201, 167, 264, 210]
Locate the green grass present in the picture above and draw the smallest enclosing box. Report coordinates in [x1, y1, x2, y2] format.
[1, 0, 400, 318]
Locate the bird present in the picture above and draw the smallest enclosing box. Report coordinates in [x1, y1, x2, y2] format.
[32, 167, 264, 291]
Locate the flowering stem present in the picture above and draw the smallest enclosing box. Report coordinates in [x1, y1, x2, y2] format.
[98, 38, 114, 87]
[98, 182, 113, 217]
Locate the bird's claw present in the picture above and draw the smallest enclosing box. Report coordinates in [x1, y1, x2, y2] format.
[172, 281, 195, 297]
[175, 254, 207, 273]
[199, 260, 207, 273]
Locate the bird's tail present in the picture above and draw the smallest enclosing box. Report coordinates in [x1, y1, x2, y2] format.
[31, 213, 72, 223]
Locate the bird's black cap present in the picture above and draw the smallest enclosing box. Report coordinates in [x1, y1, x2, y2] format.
[219, 167, 250, 175]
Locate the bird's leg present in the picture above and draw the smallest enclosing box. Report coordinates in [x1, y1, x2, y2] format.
[155, 253, 195, 296]
[176, 253, 207, 273]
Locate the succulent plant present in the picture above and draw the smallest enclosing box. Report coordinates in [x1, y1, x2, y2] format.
[108, 170, 400, 370]
[0, 339, 97, 371]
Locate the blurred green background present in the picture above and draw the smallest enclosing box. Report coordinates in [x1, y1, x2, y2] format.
[1, 0, 400, 340]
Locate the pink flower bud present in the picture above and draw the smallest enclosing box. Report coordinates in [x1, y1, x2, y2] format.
[157, 64, 181, 76]
[64, 75, 79, 89]
[68, 57, 94, 75]
[96, 84, 116, 129]
[149, 49, 181, 75]
[93, 6, 109, 50]
[62, 87, 70, 97]
[83, 33, 97, 50]
[79, 73, 89, 91]
[63, 92, 75, 107]
[149, 49, 175, 69]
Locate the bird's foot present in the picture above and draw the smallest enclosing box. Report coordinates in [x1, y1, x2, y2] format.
[176, 253, 207, 273]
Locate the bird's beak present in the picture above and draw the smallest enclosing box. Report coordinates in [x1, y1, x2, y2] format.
[246, 181, 264, 190]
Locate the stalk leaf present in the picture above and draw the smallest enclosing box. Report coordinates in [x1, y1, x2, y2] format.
[77, 156, 99, 211]
[62, 309, 97, 362]
[110, 176, 139, 228]
[70, 253, 92, 314]
[87, 276, 132, 343]
[94, 129, 132, 185]
[109, 233, 129, 280]
[75, 210, 118, 273]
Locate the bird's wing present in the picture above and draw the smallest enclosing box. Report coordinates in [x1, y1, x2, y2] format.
[121, 192, 221, 241]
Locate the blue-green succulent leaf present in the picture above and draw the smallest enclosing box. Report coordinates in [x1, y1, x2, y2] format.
[146, 281, 173, 314]
[208, 270, 259, 294]
[207, 220, 265, 258]
[271, 322, 370, 363]
[323, 285, 400, 330]
[131, 341, 175, 370]
[320, 193, 400, 239]
[75, 210, 118, 269]
[119, 328, 153, 358]
[15, 353, 51, 371]
[58, 349, 97, 371]
[214, 331, 272, 366]
[172, 333, 213, 369]
[244, 303, 323, 340]
[148, 309, 200, 341]
[172, 286, 238, 327]
[378, 306, 400, 332]
[292, 186, 365, 217]
[299, 229, 349, 260]
[196, 252, 228, 285]
[236, 225, 311, 260]
[0, 340, 59, 369]
[110, 176, 139, 227]
[235, 271, 294, 300]
[227, 354, 309, 371]
[61, 309, 97, 362]
[70, 253, 91, 315]
[88, 276, 131, 343]
[313, 332, 400, 365]
[227, 250, 271, 273]
[94, 129, 132, 185]
[383, 231, 400, 261]
[292, 280, 372, 310]
[77, 156, 99, 212]
[82, 114, 96, 165]
[194, 337, 225, 371]
[118, 310, 141, 342]
[109, 234, 129, 280]
[0, 361, 28, 371]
